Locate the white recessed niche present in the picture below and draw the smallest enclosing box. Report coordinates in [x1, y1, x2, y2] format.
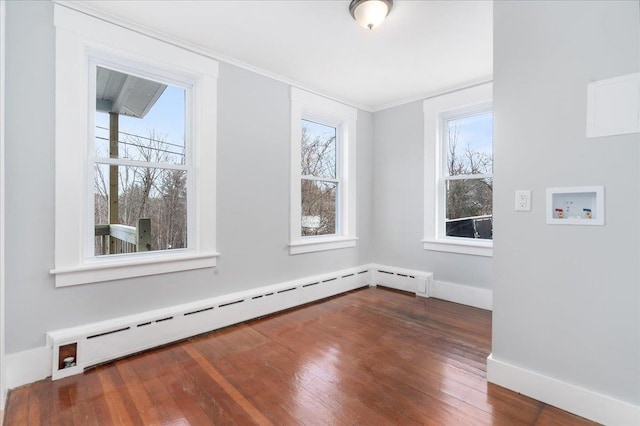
[546, 186, 604, 226]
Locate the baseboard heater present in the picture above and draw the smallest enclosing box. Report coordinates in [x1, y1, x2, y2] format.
[375, 267, 432, 295]
[47, 267, 370, 380]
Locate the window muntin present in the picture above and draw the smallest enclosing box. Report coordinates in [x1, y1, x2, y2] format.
[441, 110, 493, 240]
[91, 65, 191, 257]
[301, 119, 339, 237]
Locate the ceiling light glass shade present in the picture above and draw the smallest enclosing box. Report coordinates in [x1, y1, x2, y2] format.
[349, 0, 393, 30]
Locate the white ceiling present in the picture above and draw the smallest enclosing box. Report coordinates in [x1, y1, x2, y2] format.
[80, 0, 493, 111]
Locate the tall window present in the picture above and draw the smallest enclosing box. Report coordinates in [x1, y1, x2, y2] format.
[290, 88, 357, 255]
[93, 66, 189, 256]
[301, 119, 339, 237]
[422, 83, 493, 257]
[52, 4, 218, 287]
[442, 109, 493, 240]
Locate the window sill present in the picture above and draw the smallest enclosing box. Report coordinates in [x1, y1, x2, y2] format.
[289, 236, 358, 255]
[422, 238, 493, 257]
[50, 250, 219, 287]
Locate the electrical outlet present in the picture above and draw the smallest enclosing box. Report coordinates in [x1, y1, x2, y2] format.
[515, 190, 532, 212]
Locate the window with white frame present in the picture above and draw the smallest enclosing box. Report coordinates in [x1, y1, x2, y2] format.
[92, 64, 190, 257]
[441, 107, 493, 239]
[290, 88, 357, 254]
[423, 83, 493, 257]
[301, 119, 339, 236]
[51, 4, 219, 287]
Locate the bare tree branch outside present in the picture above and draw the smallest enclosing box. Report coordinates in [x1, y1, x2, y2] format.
[94, 128, 187, 255]
[93, 81, 188, 256]
[445, 111, 493, 239]
[301, 120, 338, 236]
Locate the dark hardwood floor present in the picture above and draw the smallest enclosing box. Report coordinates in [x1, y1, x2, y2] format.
[5, 287, 598, 425]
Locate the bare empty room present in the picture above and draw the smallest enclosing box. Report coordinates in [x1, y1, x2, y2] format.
[0, 0, 638, 424]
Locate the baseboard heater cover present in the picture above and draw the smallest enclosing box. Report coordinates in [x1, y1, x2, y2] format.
[373, 265, 433, 296]
[46, 266, 371, 380]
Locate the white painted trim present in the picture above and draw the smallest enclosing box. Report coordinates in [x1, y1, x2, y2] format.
[371, 263, 492, 310]
[423, 83, 494, 256]
[372, 264, 432, 297]
[373, 75, 494, 113]
[52, 4, 219, 286]
[6, 263, 492, 389]
[5, 265, 371, 387]
[51, 251, 220, 287]
[5, 347, 52, 392]
[290, 88, 358, 255]
[0, 0, 6, 410]
[487, 354, 640, 425]
[41, 265, 371, 382]
[429, 280, 492, 310]
[289, 237, 358, 255]
[422, 238, 492, 257]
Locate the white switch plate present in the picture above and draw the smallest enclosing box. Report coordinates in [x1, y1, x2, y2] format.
[515, 190, 532, 211]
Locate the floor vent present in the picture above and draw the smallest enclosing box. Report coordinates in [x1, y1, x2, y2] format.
[47, 266, 371, 380]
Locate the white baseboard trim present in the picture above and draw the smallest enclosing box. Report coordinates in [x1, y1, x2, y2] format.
[5, 346, 52, 392]
[371, 264, 492, 311]
[370, 264, 432, 297]
[5, 264, 494, 392]
[429, 279, 493, 311]
[6, 265, 372, 388]
[487, 353, 640, 425]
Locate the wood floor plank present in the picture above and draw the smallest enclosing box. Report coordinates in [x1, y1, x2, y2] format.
[95, 364, 145, 425]
[4, 387, 29, 426]
[128, 351, 192, 424]
[170, 343, 251, 425]
[182, 344, 274, 425]
[4, 287, 600, 426]
[115, 359, 163, 425]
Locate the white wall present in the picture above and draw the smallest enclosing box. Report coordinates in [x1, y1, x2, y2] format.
[4, 1, 373, 354]
[7, 2, 638, 420]
[0, 0, 7, 409]
[372, 101, 492, 289]
[492, 0, 639, 408]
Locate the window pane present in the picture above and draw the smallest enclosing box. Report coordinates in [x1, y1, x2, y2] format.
[445, 178, 492, 240]
[301, 179, 337, 236]
[94, 164, 187, 255]
[446, 111, 493, 176]
[301, 119, 336, 179]
[95, 66, 186, 166]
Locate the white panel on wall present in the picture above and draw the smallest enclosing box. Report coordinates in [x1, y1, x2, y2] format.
[586, 73, 640, 138]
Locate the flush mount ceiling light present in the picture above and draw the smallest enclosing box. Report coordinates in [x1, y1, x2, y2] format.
[349, 0, 393, 30]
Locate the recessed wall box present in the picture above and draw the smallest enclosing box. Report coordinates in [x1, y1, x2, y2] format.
[546, 186, 604, 225]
